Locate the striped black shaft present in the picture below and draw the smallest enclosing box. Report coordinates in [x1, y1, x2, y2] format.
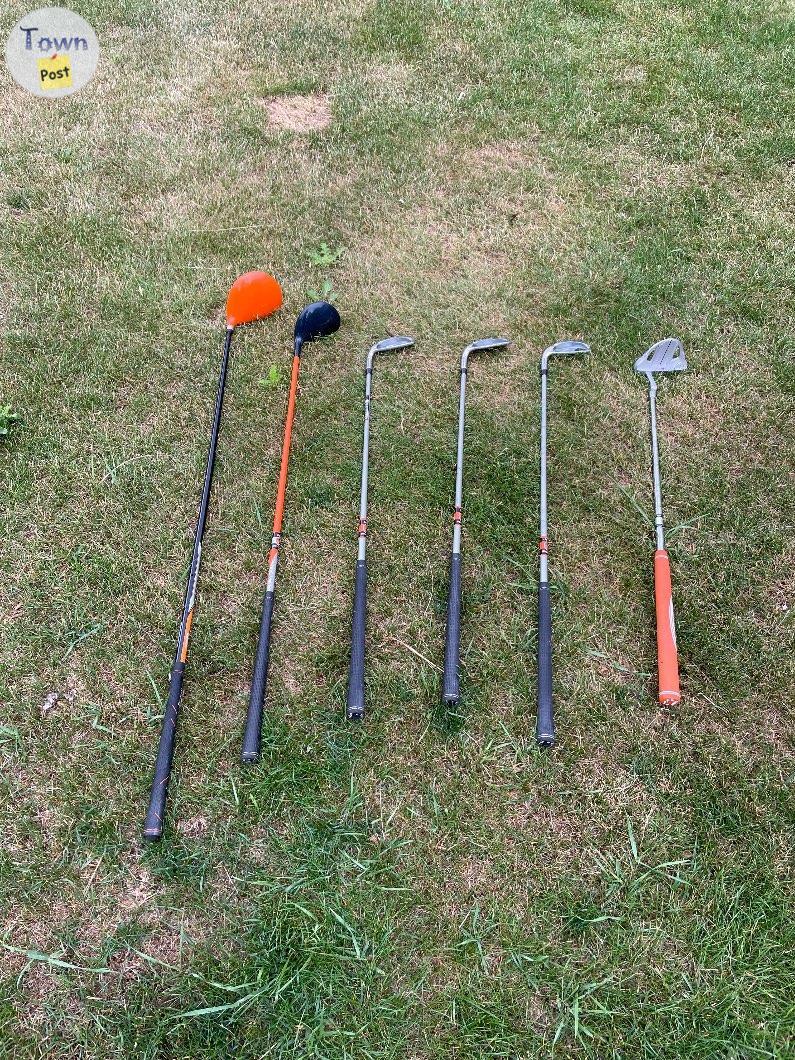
[143, 327, 234, 840]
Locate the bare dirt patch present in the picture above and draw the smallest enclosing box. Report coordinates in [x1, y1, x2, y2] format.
[261, 93, 332, 133]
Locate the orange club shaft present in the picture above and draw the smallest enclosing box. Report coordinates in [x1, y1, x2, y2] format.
[243, 301, 341, 761]
[271, 351, 301, 537]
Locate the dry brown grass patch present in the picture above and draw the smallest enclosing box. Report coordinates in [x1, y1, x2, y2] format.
[262, 93, 333, 133]
[620, 65, 648, 83]
[467, 141, 540, 170]
[176, 814, 210, 838]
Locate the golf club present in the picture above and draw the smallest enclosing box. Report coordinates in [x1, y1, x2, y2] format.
[536, 339, 590, 748]
[634, 337, 687, 708]
[346, 335, 415, 722]
[242, 301, 341, 761]
[143, 271, 283, 840]
[442, 337, 510, 707]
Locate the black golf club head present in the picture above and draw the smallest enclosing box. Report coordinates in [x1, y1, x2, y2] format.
[294, 301, 341, 350]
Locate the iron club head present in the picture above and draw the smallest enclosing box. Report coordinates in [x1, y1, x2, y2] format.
[461, 336, 510, 368]
[634, 338, 687, 376]
[541, 339, 590, 367]
[370, 335, 414, 356]
[294, 301, 341, 349]
[544, 339, 590, 358]
[466, 337, 510, 354]
[367, 334, 414, 370]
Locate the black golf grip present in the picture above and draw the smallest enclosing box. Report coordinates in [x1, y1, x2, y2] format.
[346, 559, 367, 720]
[442, 552, 462, 705]
[536, 582, 554, 746]
[143, 662, 185, 840]
[242, 590, 276, 761]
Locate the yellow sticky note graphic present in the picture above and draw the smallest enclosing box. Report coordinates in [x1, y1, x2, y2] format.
[38, 54, 73, 90]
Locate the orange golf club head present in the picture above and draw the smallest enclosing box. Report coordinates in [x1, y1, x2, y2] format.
[226, 271, 283, 328]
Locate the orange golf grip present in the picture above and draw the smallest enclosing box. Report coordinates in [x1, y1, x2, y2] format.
[654, 549, 681, 706]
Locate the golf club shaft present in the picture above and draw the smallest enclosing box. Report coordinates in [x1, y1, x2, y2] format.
[143, 327, 234, 840]
[443, 355, 468, 705]
[648, 378, 680, 706]
[537, 357, 554, 746]
[346, 354, 374, 721]
[242, 343, 302, 761]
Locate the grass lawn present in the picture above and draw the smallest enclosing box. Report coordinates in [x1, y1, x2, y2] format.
[1, 0, 794, 1055]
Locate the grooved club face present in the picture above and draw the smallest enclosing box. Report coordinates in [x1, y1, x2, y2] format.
[634, 338, 687, 374]
[294, 301, 341, 344]
[544, 340, 590, 359]
[372, 335, 414, 355]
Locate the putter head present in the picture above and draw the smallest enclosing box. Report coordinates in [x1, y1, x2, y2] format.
[543, 339, 590, 359]
[634, 337, 687, 375]
[294, 301, 341, 346]
[225, 271, 283, 328]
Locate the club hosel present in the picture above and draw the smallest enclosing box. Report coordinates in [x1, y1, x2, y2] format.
[183, 539, 202, 603]
[452, 517, 462, 554]
[266, 534, 280, 592]
[655, 515, 665, 551]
